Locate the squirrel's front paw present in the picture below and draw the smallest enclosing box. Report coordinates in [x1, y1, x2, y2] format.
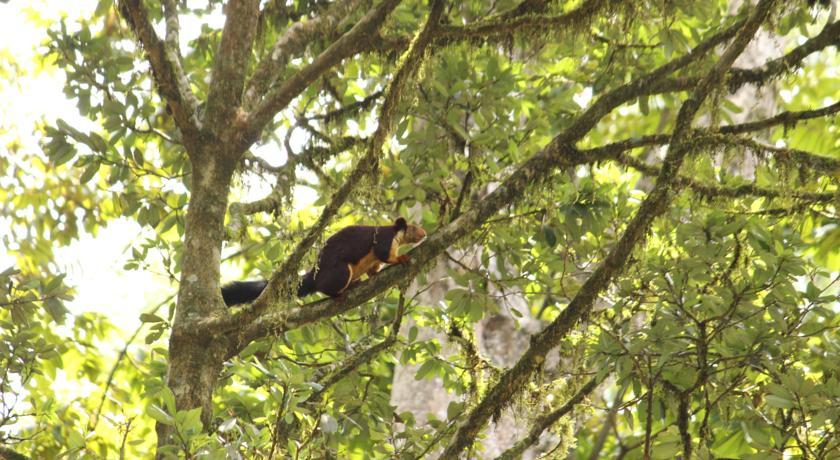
[396, 254, 411, 264]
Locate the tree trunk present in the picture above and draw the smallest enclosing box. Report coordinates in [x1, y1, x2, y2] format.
[155, 146, 236, 454]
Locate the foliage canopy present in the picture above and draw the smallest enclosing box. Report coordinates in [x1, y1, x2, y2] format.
[1, 0, 839, 458]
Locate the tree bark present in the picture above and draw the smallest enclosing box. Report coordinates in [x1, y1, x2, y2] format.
[155, 145, 237, 454]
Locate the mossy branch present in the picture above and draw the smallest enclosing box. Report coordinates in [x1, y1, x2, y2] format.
[372, 0, 616, 53]
[648, 19, 840, 97]
[117, 0, 201, 142]
[585, 102, 840, 175]
[495, 377, 601, 460]
[161, 0, 200, 119]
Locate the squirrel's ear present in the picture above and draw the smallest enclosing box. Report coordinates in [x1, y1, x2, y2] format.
[394, 217, 408, 231]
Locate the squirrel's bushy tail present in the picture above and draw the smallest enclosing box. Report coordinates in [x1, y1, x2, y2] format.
[297, 270, 316, 297]
[221, 272, 315, 306]
[221, 280, 268, 306]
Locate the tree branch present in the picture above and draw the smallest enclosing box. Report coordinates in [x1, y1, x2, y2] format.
[161, 0, 200, 119]
[436, 0, 611, 42]
[712, 132, 840, 174]
[585, 101, 840, 175]
[162, 0, 181, 51]
[241, 0, 403, 149]
[612, 150, 835, 203]
[244, 0, 366, 109]
[117, 0, 201, 141]
[205, 0, 261, 130]
[582, 117, 840, 203]
[495, 377, 601, 460]
[305, 90, 384, 124]
[440, 1, 777, 456]
[371, 0, 615, 53]
[726, 18, 840, 91]
[648, 19, 840, 97]
[271, 293, 407, 444]
[227, 137, 365, 235]
[0, 446, 30, 460]
[719, 100, 840, 135]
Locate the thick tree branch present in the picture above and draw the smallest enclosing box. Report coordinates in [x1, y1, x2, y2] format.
[371, 0, 615, 53]
[242, 0, 403, 149]
[440, 1, 777, 456]
[118, 0, 201, 141]
[437, 0, 611, 42]
[244, 0, 365, 109]
[162, 0, 180, 51]
[0, 446, 29, 460]
[495, 377, 601, 460]
[205, 0, 261, 130]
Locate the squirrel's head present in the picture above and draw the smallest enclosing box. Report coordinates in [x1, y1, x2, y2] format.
[394, 217, 426, 244]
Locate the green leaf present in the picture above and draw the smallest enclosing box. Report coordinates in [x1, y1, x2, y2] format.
[175, 407, 203, 436]
[160, 387, 177, 413]
[764, 395, 794, 409]
[639, 95, 650, 115]
[712, 430, 753, 458]
[79, 160, 100, 183]
[139, 313, 165, 323]
[542, 225, 557, 248]
[132, 148, 144, 165]
[43, 297, 69, 323]
[146, 404, 174, 426]
[218, 418, 237, 433]
[67, 430, 85, 449]
[446, 401, 464, 420]
[415, 360, 438, 381]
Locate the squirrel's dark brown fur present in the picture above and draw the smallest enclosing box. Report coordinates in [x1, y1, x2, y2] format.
[298, 217, 426, 297]
[221, 218, 426, 306]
